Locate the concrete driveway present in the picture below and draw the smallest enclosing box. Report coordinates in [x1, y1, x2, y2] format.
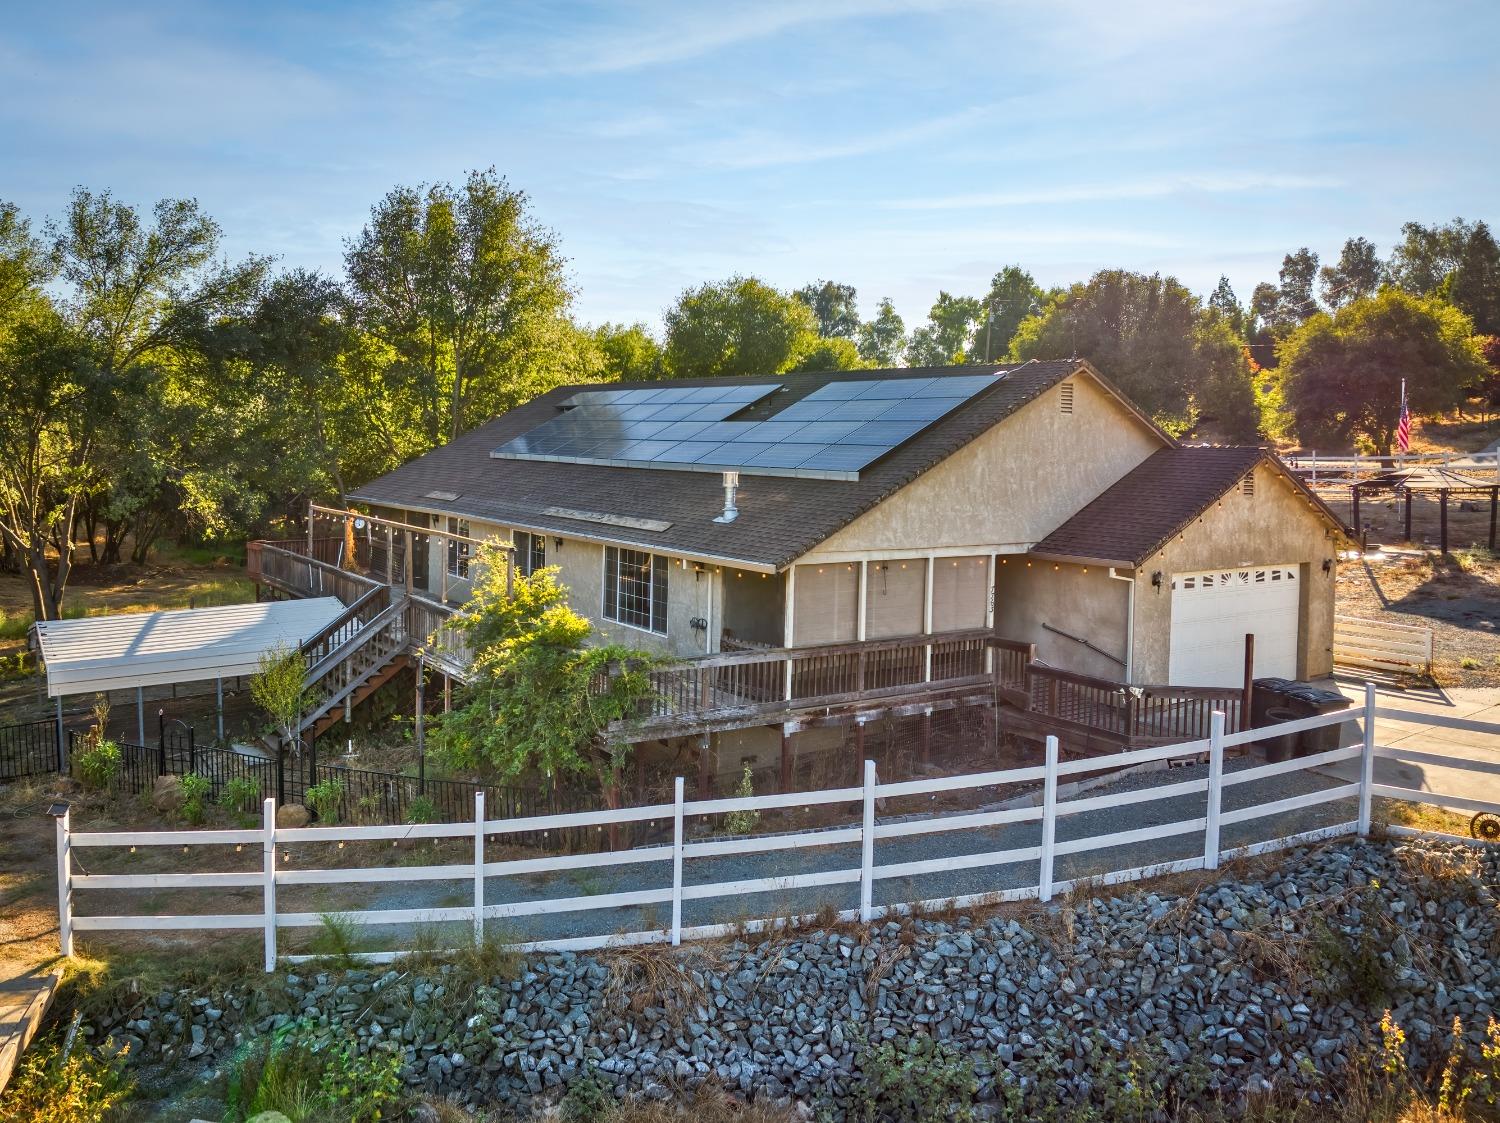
[1327, 678, 1500, 808]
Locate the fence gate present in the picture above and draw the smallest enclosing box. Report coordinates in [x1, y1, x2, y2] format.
[0, 718, 61, 780]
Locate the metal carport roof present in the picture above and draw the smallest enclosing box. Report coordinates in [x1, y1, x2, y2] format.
[31, 598, 344, 698]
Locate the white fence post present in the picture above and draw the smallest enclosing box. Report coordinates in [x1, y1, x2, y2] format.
[262, 797, 277, 972]
[1039, 735, 1058, 902]
[1358, 682, 1376, 835]
[671, 777, 685, 946]
[1204, 711, 1225, 869]
[859, 759, 876, 922]
[473, 791, 486, 947]
[55, 805, 72, 958]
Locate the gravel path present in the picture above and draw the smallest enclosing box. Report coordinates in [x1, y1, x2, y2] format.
[277, 756, 1357, 951]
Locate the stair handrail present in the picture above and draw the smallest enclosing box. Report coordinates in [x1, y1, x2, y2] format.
[301, 596, 406, 688]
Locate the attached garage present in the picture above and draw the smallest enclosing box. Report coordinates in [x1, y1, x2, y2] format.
[1168, 566, 1300, 688]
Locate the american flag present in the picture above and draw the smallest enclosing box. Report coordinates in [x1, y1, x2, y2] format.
[1396, 381, 1411, 454]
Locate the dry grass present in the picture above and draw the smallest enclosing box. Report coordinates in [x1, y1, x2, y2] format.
[603, 944, 710, 1029]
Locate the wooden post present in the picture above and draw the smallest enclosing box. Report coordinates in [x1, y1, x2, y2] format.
[262, 797, 277, 971]
[443, 674, 452, 714]
[1204, 711, 1225, 869]
[1358, 682, 1376, 836]
[1240, 633, 1255, 735]
[1489, 487, 1497, 552]
[1351, 482, 1361, 533]
[414, 656, 426, 794]
[696, 733, 713, 800]
[779, 724, 793, 793]
[403, 529, 414, 595]
[859, 759, 876, 923]
[1439, 488, 1449, 556]
[670, 777, 685, 945]
[919, 709, 932, 764]
[385, 525, 395, 586]
[1404, 487, 1412, 543]
[1038, 736, 1058, 902]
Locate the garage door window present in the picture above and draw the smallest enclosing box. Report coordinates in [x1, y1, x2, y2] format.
[1169, 565, 1299, 687]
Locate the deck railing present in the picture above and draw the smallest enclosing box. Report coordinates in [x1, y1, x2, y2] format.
[248, 541, 383, 607]
[1024, 663, 1246, 743]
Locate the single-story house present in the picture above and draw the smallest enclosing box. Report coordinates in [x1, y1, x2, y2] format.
[345, 359, 1352, 692]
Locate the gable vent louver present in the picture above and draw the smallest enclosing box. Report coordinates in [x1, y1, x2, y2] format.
[1242, 475, 1255, 497]
[1059, 382, 1074, 413]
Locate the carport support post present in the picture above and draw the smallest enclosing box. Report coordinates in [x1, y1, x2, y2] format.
[1038, 736, 1058, 903]
[1204, 712, 1225, 870]
[216, 676, 224, 743]
[1358, 682, 1376, 836]
[135, 687, 145, 746]
[55, 696, 65, 771]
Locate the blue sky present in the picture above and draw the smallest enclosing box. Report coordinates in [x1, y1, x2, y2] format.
[3, 1, 1497, 330]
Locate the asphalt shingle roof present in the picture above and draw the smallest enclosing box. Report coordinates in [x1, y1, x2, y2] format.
[348, 360, 1092, 570]
[1030, 446, 1348, 567]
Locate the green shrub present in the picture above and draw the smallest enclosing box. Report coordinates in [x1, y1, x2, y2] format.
[227, 1023, 403, 1123]
[560, 1063, 613, 1122]
[723, 764, 761, 836]
[2, 1037, 134, 1122]
[845, 1033, 978, 1123]
[309, 912, 365, 968]
[178, 772, 212, 825]
[220, 776, 262, 817]
[305, 777, 345, 824]
[404, 794, 439, 824]
[77, 739, 122, 792]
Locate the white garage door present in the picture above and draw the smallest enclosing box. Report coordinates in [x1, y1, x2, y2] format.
[1168, 566, 1300, 688]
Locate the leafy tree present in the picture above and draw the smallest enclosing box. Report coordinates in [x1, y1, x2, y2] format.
[590, 321, 663, 381]
[856, 297, 907, 366]
[1246, 281, 1283, 367]
[1388, 218, 1500, 335]
[343, 168, 577, 446]
[1193, 311, 1260, 440]
[1319, 236, 1383, 308]
[663, 275, 816, 378]
[434, 545, 655, 796]
[0, 313, 113, 619]
[789, 336, 865, 372]
[1276, 248, 1321, 324]
[906, 292, 982, 366]
[1477, 336, 1500, 414]
[1207, 276, 1245, 336]
[794, 280, 860, 339]
[1277, 290, 1486, 454]
[251, 644, 308, 754]
[0, 202, 49, 329]
[973, 266, 1042, 362]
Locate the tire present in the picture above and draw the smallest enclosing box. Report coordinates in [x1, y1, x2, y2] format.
[1471, 812, 1500, 842]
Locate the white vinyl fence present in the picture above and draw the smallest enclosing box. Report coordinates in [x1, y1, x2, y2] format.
[53, 686, 1500, 972]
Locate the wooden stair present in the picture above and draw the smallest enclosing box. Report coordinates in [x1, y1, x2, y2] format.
[303, 655, 409, 742]
[296, 586, 412, 744]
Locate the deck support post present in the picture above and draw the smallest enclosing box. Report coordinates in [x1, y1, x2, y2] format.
[1038, 736, 1058, 902]
[779, 724, 793, 793]
[696, 734, 713, 800]
[1351, 482, 1361, 533]
[1204, 712, 1225, 869]
[919, 709, 932, 764]
[671, 777, 685, 945]
[1358, 682, 1376, 835]
[859, 759, 876, 922]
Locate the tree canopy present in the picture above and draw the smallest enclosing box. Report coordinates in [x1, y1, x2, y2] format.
[663, 275, 818, 378]
[1277, 290, 1487, 454]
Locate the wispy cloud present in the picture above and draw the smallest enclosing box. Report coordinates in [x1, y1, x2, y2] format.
[690, 107, 989, 170]
[883, 173, 1344, 210]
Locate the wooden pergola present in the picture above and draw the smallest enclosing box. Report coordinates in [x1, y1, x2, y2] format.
[1351, 465, 1499, 555]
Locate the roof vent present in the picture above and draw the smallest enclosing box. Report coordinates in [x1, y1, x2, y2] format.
[1242, 474, 1255, 497]
[1059, 382, 1074, 414]
[713, 471, 740, 524]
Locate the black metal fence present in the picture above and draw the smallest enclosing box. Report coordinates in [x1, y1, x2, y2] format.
[60, 722, 606, 851]
[0, 718, 61, 781]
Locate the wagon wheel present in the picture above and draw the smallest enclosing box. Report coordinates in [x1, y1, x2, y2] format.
[1471, 812, 1500, 843]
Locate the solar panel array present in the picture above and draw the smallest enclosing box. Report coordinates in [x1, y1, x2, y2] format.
[490, 373, 1002, 480]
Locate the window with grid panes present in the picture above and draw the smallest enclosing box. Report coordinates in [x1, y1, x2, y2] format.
[446, 517, 471, 578]
[603, 546, 668, 634]
[515, 531, 547, 576]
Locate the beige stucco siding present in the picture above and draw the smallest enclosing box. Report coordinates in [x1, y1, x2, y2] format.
[993, 559, 1131, 680]
[1129, 460, 1338, 683]
[800, 374, 1164, 560]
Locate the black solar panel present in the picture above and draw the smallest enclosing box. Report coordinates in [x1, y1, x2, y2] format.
[491, 374, 1002, 480]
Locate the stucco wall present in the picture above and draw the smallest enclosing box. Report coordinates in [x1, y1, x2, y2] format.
[720, 568, 785, 647]
[993, 559, 1131, 680]
[1128, 460, 1338, 683]
[801, 374, 1164, 560]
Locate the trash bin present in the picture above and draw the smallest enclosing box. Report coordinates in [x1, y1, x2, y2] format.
[1250, 678, 1355, 758]
[1260, 706, 1302, 762]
